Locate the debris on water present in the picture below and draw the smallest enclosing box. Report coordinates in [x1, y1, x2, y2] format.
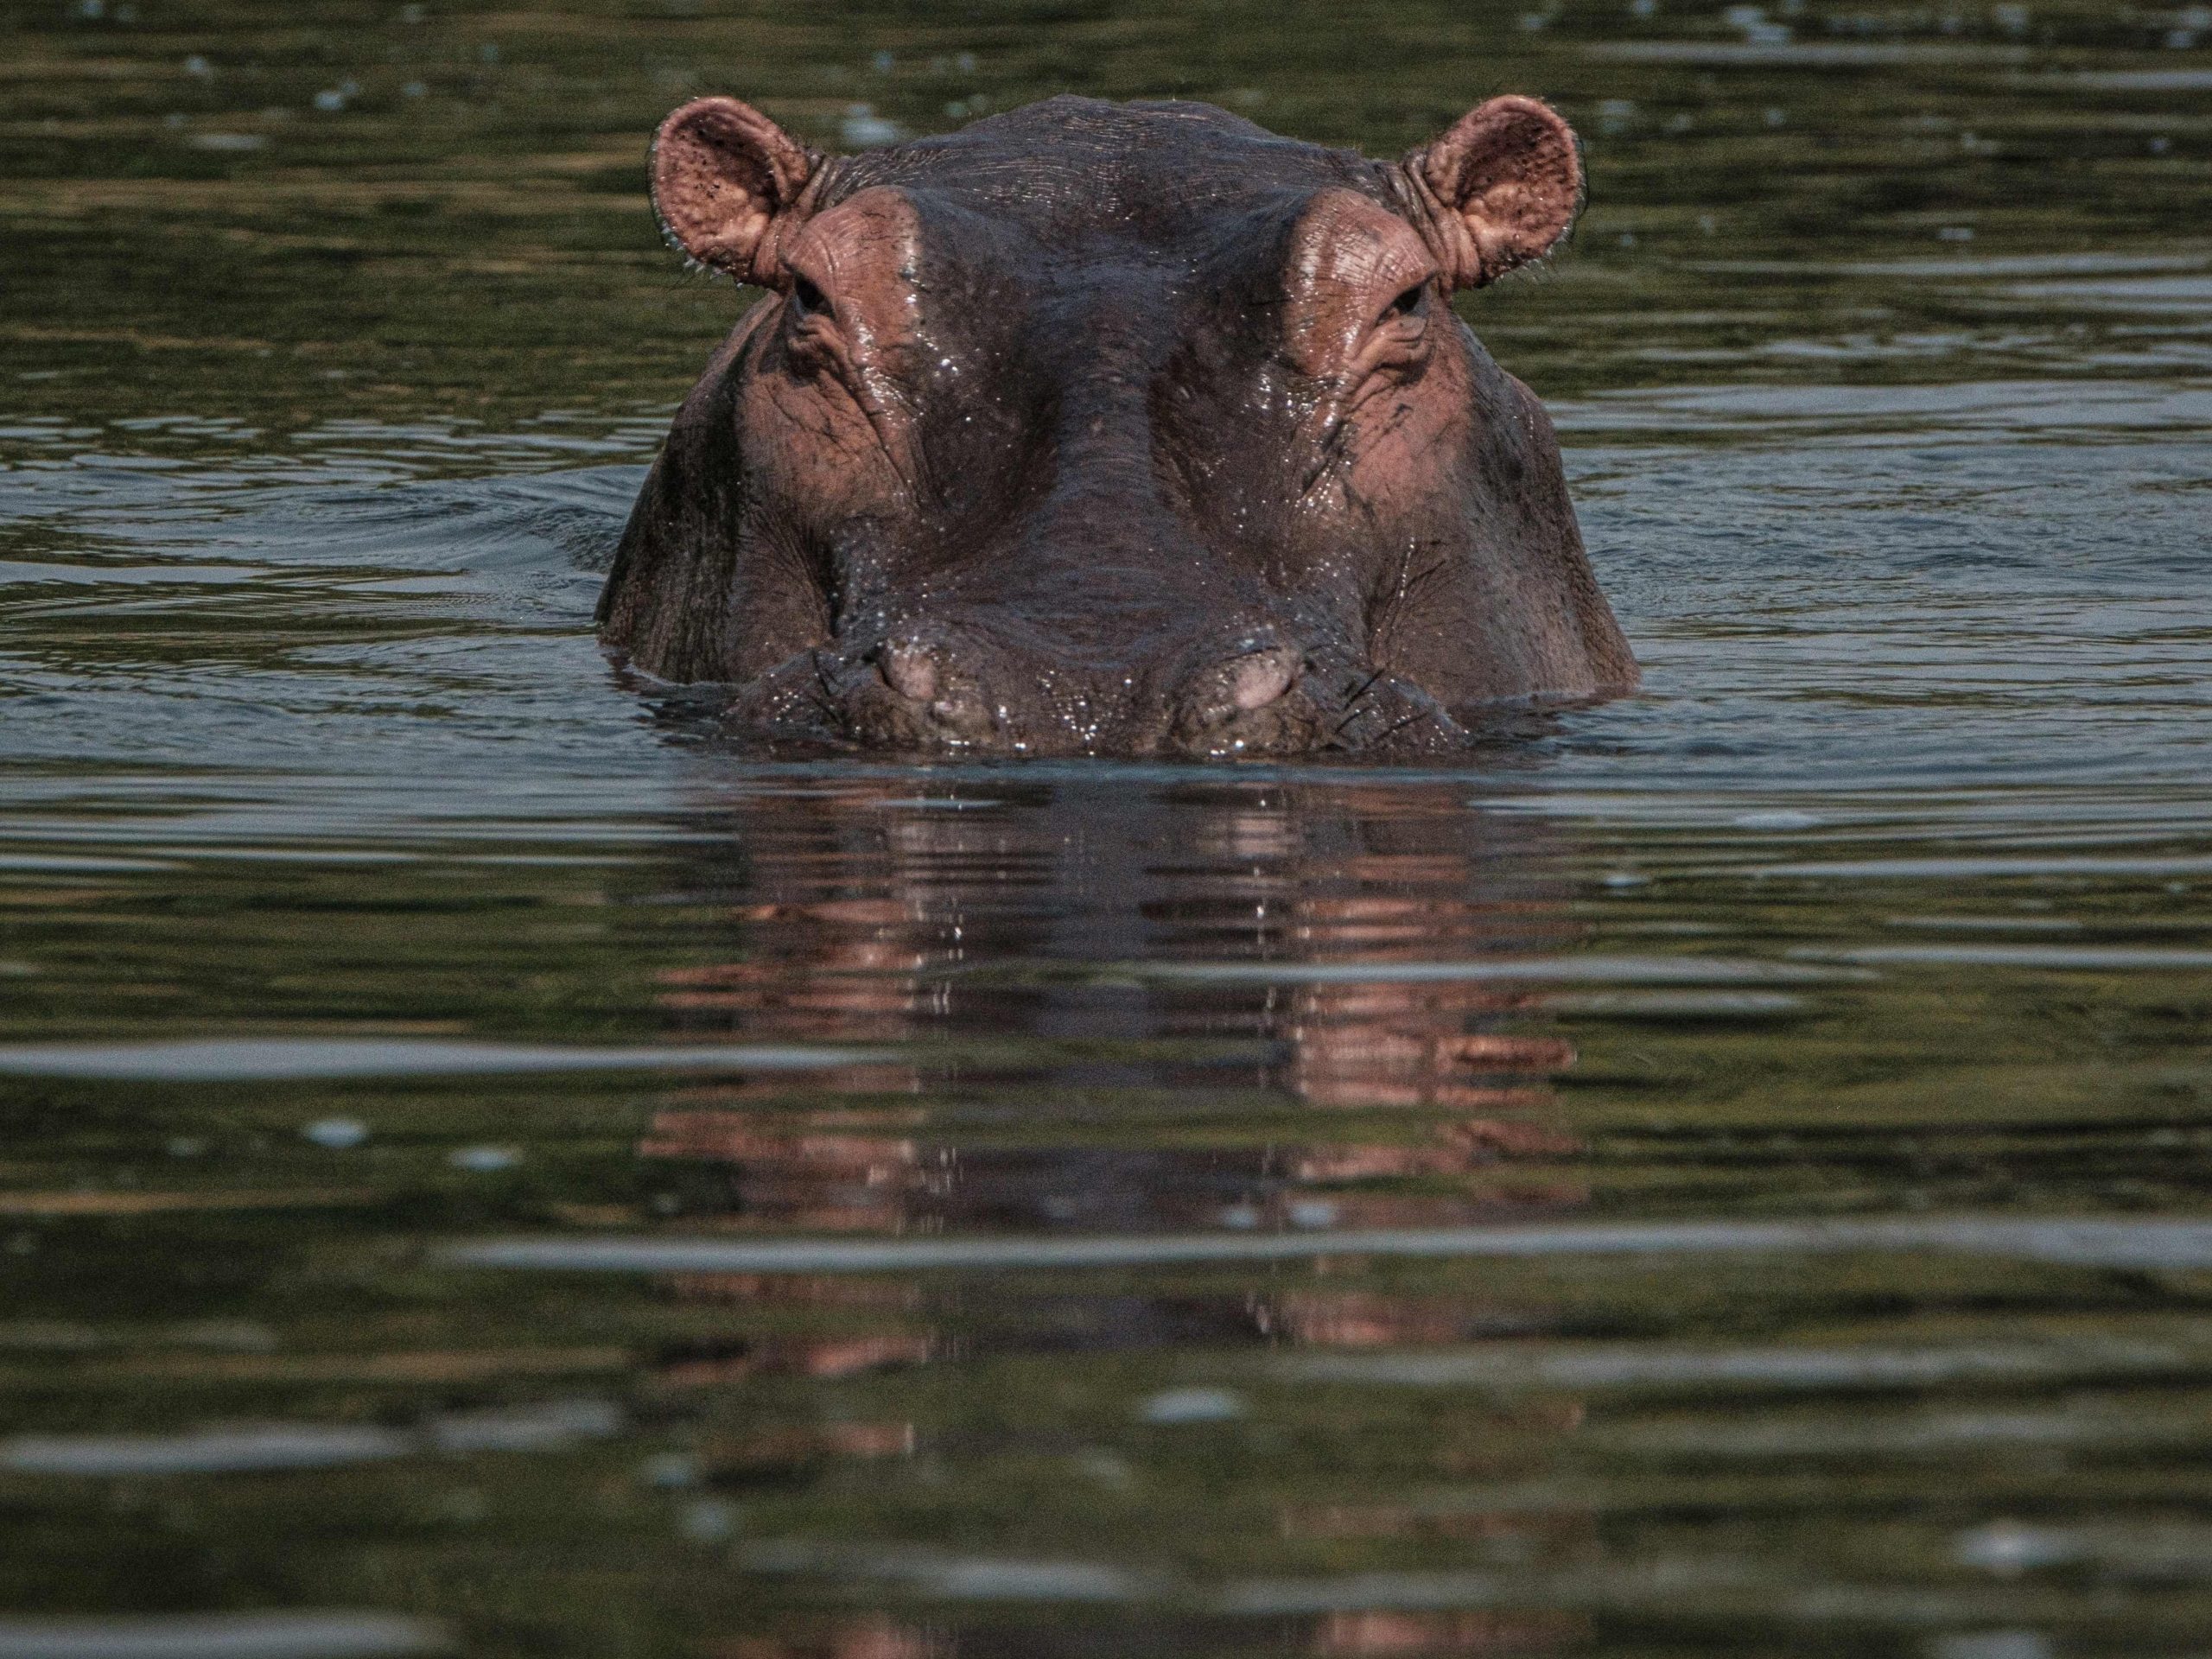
[302, 1117, 368, 1149]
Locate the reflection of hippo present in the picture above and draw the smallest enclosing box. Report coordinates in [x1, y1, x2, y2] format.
[638, 775, 1589, 1248]
[600, 94, 1636, 755]
[629, 779, 1600, 1653]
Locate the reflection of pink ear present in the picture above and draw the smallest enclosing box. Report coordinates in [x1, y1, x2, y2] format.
[650, 96, 822, 283]
[1408, 95, 1584, 289]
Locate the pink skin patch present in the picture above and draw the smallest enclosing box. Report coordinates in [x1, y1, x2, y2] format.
[1230, 648, 1298, 711]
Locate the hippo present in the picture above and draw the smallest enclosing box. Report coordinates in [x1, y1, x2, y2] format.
[598, 92, 1637, 755]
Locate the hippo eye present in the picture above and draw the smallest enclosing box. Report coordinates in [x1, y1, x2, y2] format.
[790, 273, 830, 320]
[1381, 282, 1428, 323]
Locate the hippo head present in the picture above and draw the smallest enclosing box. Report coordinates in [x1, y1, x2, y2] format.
[599, 94, 1636, 755]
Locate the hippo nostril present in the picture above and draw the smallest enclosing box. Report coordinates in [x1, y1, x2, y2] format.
[1171, 640, 1310, 753]
[863, 634, 1001, 746]
[878, 640, 939, 704]
[1228, 646, 1299, 711]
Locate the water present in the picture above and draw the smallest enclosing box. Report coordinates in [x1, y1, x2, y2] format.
[3, 1, 2209, 1653]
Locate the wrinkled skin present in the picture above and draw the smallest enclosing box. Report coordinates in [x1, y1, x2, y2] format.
[599, 93, 1637, 756]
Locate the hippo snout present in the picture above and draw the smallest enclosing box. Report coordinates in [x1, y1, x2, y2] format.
[858, 624, 1318, 756]
[734, 620, 1467, 758]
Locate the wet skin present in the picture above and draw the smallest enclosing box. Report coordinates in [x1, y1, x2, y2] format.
[598, 94, 1637, 756]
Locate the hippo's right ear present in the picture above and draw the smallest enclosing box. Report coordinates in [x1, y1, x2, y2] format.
[1402, 96, 1584, 289]
[650, 97, 823, 284]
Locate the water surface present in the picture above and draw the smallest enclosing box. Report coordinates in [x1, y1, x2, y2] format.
[3, 2, 2209, 1654]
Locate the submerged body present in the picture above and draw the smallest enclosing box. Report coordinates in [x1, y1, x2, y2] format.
[600, 93, 1636, 755]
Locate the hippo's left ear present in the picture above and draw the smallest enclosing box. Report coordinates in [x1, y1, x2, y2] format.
[651, 96, 823, 285]
[1402, 96, 1583, 289]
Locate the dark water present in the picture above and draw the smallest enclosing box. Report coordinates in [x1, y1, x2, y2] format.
[4, 2, 2211, 1654]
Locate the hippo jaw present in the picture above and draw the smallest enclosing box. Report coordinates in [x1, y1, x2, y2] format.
[597, 94, 1637, 757]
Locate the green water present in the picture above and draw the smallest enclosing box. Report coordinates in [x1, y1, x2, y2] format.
[3, 2, 2211, 1655]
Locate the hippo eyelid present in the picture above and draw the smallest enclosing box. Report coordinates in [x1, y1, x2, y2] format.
[1376, 281, 1430, 328]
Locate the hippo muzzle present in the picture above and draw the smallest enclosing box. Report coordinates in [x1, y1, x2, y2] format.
[735, 620, 1463, 758]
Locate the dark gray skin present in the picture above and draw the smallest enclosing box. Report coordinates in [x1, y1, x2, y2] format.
[599, 93, 1636, 756]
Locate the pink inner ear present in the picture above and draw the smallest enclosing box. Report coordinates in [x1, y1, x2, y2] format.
[1419, 95, 1583, 286]
[650, 97, 815, 280]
